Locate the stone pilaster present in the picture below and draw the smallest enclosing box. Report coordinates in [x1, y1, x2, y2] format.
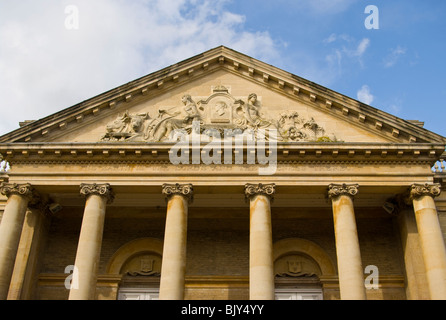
[159, 183, 193, 300]
[0, 183, 37, 300]
[245, 183, 275, 300]
[410, 183, 446, 300]
[328, 183, 366, 300]
[68, 183, 114, 300]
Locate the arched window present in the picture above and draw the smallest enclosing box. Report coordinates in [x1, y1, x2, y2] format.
[106, 238, 163, 300]
[273, 238, 336, 300]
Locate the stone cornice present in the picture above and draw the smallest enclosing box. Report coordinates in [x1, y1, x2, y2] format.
[0, 143, 444, 165]
[162, 183, 194, 203]
[0, 174, 8, 184]
[0, 46, 444, 145]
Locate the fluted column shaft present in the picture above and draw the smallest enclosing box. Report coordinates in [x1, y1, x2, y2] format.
[245, 183, 275, 300]
[68, 183, 113, 300]
[159, 183, 193, 300]
[410, 183, 446, 300]
[329, 184, 366, 300]
[0, 184, 36, 300]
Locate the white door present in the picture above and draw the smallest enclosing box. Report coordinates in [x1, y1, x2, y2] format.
[118, 288, 159, 300]
[275, 289, 323, 300]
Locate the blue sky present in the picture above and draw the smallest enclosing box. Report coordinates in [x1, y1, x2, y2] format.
[0, 0, 445, 137]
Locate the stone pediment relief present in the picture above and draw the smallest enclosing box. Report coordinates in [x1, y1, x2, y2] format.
[101, 86, 339, 143]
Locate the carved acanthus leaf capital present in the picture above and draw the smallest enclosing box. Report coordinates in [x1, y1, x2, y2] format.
[80, 183, 114, 204]
[410, 183, 441, 200]
[162, 183, 194, 203]
[328, 183, 359, 199]
[244, 183, 276, 201]
[0, 183, 36, 201]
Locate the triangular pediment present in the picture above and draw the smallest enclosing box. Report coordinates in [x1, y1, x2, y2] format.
[1, 46, 445, 146]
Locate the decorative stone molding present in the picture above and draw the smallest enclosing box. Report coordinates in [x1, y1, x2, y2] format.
[328, 183, 359, 199]
[0, 183, 35, 201]
[244, 183, 276, 201]
[79, 183, 114, 204]
[1, 144, 444, 165]
[0, 174, 8, 184]
[162, 183, 194, 203]
[0, 182, 44, 211]
[409, 183, 441, 200]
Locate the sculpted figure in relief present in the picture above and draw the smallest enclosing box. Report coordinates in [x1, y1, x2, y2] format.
[143, 94, 203, 142]
[101, 111, 149, 141]
[100, 89, 338, 143]
[235, 93, 272, 130]
[277, 111, 337, 142]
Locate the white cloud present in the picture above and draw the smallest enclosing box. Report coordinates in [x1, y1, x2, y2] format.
[355, 38, 370, 57]
[324, 33, 337, 44]
[357, 85, 374, 105]
[383, 46, 407, 68]
[300, 0, 356, 15]
[323, 33, 353, 44]
[324, 35, 370, 76]
[384, 97, 403, 115]
[0, 0, 279, 136]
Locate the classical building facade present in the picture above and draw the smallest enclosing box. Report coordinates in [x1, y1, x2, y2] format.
[0, 46, 445, 300]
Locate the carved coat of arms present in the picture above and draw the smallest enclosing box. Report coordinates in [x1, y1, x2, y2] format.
[126, 258, 160, 277]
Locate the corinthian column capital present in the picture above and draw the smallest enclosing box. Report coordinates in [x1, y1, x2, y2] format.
[244, 183, 276, 201]
[410, 183, 441, 200]
[80, 183, 114, 204]
[0, 183, 35, 201]
[162, 183, 194, 203]
[328, 183, 359, 199]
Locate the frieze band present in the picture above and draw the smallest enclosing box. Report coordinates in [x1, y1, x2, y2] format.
[80, 183, 115, 204]
[244, 183, 276, 201]
[328, 183, 359, 199]
[410, 183, 441, 200]
[162, 183, 194, 203]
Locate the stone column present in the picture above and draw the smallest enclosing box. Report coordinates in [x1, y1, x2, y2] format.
[68, 183, 114, 300]
[328, 184, 366, 300]
[397, 207, 430, 300]
[159, 183, 193, 300]
[0, 183, 36, 300]
[410, 183, 446, 300]
[8, 203, 49, 300]
[245, 183, 275, 300]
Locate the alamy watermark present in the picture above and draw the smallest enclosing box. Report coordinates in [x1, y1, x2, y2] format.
[364, 5, 379, 30]
[65, 5, 79, 30]
[365, 265, 379, 290]
[168, 121, 277, 176]
[64, 265, 79, 290]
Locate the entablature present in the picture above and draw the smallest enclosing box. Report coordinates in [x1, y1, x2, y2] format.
[1, 142, 444, 165]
